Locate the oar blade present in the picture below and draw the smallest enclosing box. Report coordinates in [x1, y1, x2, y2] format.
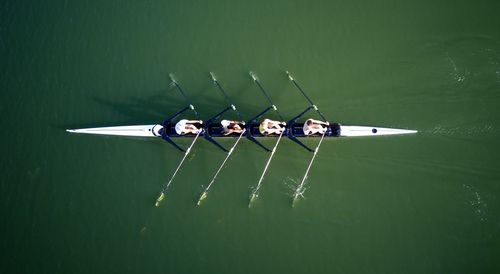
[197, 192, 208, 206]
[209, 72, 217, 82]
[155, 192, 165, 207]
[292, 194, 300, 207]
[248, 192, 258, 208]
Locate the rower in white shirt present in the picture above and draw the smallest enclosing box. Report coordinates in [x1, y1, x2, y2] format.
[259, 118, 286, 135]
[302, 118, 329, 136]
[221, 120, 245, 135]
[175, 119, 203, 135]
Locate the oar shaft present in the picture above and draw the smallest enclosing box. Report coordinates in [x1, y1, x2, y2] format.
[253, 130, 284, 193]
[255, 80, 273, 106]
[162, 130, 202, 192]
[250, 71, 284, 120]
[210, 73, 230, 103]
[210, 72, 242, 119]
[169, 74, 198, 117]
[286, 71, 327, 121]
[294, 132, 326, 198]
[205, 129, 246, 192]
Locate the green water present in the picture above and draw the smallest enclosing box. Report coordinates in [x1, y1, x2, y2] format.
[1, 1, 500, 273]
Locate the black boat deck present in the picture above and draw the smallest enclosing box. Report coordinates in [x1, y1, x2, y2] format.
[160, 122, 341, 138]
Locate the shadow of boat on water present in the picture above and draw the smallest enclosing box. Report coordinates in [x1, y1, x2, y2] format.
[60, 72, 280, 131]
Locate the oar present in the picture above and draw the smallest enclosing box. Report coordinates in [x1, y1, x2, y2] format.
[248, 71, 285, 207]
[195, 73, 245, 205]
[197, 129, 246, 206]
[155, 130, 202, 207]
[292, 130, 326, 207]
[249, 129, 285, 207]
[286, 71, 329, 206]
[155, 75, 202, 207]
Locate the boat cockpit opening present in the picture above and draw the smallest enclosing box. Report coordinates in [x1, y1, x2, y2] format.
[152, 124, 164, 137]
[331, 123, 341, 137]
[162, 123, 202, 137]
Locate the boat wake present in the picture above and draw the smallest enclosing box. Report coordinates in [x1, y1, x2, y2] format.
[446, 52, 468, 83]
[284, 177, 306, 197]
[425, 124, 496, 138]
[462, 184, 488, 222]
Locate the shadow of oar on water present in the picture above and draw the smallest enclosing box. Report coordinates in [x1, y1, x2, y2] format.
[284, 176, 306, 197]
[89, 87, 259, 122]
[58, 91, 182, 130]
[59, 88, 253, 130]
[92, 93, 181, 122]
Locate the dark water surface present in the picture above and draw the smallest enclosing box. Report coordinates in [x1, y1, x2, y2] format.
[1, 1, 500, 273]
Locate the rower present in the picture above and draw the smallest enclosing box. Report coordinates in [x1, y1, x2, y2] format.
[175, 119, 203, 135]
[221, 120, 245, 135]
[259, 118, 286, 135]
[303, 118, 329, 136]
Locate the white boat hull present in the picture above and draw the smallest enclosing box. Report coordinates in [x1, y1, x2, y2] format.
[67, 124, 417, 138]
[339, 125, 417, 137]
[66, 124, 162, 137]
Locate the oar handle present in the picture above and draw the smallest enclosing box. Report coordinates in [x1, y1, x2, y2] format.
[286, 71, 327, 121]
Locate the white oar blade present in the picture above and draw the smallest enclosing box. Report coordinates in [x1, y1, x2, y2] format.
[155, 192, 165, 207]
[248, 192, 258, 208]
[197, 192, 208, 206]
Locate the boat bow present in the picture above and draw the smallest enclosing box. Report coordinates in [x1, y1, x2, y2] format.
[66, 124, 162, 137]
[339, 125, 417, 137]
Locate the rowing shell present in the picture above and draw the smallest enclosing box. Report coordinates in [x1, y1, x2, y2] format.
[66, 123, 417, 138]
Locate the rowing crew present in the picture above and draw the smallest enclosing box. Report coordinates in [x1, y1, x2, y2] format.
[174, 118, 330, 136]
[258, 118, 329, 135]
[173, 119, 244, 135]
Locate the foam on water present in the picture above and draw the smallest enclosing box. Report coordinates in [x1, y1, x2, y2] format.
[462, 184, 488, 222]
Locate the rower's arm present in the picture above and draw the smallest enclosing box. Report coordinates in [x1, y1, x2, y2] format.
[309, 118, 329, 125]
